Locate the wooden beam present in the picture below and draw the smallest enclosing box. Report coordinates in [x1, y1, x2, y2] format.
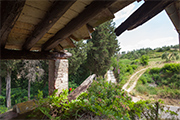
[22, 1, 76, 51]
[68, 74, 96, 101]
[42, 0, 116, 51]
[87, 24, 95, 33]
[54, 45, 64, 52]
[0, 111, 18, 120]
[165, 2, 180, 33]
[115, 0, 173, 36]
[0, 0, 25, 48]
[0, 49, 72, 60]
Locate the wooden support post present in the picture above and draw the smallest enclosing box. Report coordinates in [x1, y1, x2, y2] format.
[48, 59, 68, 95]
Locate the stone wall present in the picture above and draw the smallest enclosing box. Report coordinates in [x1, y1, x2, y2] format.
[49, 59, 68, 95]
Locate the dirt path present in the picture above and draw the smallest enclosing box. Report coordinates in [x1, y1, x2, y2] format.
[122, 68, 147, 92]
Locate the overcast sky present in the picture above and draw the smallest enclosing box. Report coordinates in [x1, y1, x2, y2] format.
[113, 1, 179, 53]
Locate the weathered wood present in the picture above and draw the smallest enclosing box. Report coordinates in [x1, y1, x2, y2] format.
[165, 2, 180, 33]
[72, 25, 92, 41]
[42, 0, 116, 51]
[0, 111, 18, 120]
[87, 24, 95, 33]
[0, 49, 72, 60]
[115, 0, 173, 36]
[68, 74, 96, 101]
[22, 1, 76, 51]
[0, 0, 25, 48]
[88, 8, 115, 28]
[59, 38, 75, 48]
[54, 45, 64, 52]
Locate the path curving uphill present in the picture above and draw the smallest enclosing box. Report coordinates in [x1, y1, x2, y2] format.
[122, 68, 147, 92]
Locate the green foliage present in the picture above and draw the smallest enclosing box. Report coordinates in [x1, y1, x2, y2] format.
[137, 63, 180, 98]
[31, 79, 178, 119]
[0, 95, 6, 106]
[120, 48, 153, 60]
[162, 63, 180, 74]
[11, 88, 28, 105]
[131, 59, 139, 65]
[161, 52, 170, 62]
[68, 41, 92, 75]
[157, 86, 180, 99]
[149, 67, 161, 74]
[111, 57, 139, 84]
[68, 64, 90, 89]
[34, 90, 69, 120]
[86, 20, 120, 76]
[161, 52, 180, 61]
[140, 55, 149, 66]
[0, 105, 8, 114]
[120, 45, 179, 60]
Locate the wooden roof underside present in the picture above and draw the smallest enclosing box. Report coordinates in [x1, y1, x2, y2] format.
[115, 0, 180, 35]
[0, 0, 135, 59]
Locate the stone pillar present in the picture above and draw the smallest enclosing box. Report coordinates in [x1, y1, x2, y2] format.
[48, 59, 68, 95]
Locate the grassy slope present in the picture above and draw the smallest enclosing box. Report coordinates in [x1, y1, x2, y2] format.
[134, 59, 180, 106]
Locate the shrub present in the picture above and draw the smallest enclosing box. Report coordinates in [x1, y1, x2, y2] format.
[136, 85, 148, 95]
[139, 76, 147, 84]
[150, 67, 161, 74]
[140, 55, 149, 66]
[131, 64, 138, 70]
[0, 105, 8, 114]
[32, 79, 177, 119]
[131, 59, 139, 65]
[162, 63, 180, 74]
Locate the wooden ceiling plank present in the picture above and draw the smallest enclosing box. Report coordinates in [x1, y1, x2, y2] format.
[14, 21, 35, 31]
[22, 0, 76, 51]
[42, 0, 117, 51]
[0, 0, 25, 48]
[25, 0, 53, 11]
[0, 49, 72, 60]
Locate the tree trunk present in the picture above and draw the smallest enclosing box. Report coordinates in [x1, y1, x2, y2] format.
[6, 70, 11, 108]
[28, 79, 31, 100]
[0, 76, 2, 95]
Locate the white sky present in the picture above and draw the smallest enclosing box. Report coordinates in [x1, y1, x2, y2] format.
[113, 1, 179, 53]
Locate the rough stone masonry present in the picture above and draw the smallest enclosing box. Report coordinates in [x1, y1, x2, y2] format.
[49, 59, 68, 95]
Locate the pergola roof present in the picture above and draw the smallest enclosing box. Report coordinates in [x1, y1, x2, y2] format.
[0, 0, 134, 59]
[1, 0, 179, 59]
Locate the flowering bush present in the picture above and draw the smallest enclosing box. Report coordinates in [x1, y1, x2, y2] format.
[31, 78, 178, 119]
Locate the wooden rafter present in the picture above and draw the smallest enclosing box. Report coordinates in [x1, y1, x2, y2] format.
[42, 0, 117, 51]
[22, 1, 76, 51]
[0, 49, 72, 60]
[87, 24, 95, 33]
[0, 0, 25, 48]
[115, 0, 173, 36]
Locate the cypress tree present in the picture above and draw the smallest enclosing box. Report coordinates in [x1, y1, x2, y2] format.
[86, 20, 120, 76]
